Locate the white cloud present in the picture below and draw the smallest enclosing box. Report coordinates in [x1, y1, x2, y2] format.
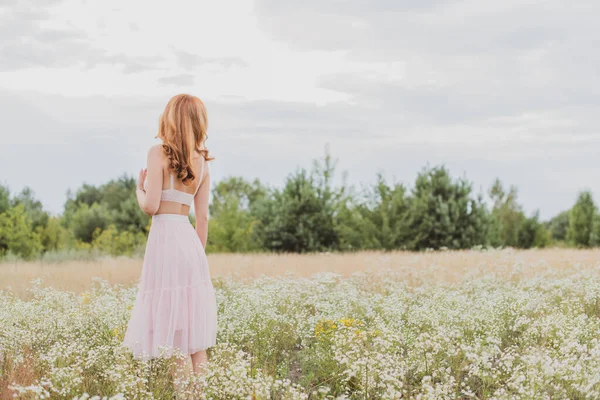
[0, 0, 169, 73]
[0, 0, 598, 219]
[173, 49, 248, 70]
[158, 74, 196, 86]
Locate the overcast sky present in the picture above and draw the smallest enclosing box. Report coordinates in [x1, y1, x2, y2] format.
[0, 0, 598, 219]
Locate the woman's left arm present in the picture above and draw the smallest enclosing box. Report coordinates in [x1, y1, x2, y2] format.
[136, 145, 163, 216]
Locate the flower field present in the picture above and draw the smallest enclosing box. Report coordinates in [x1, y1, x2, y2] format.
[1, 250, 600, 399]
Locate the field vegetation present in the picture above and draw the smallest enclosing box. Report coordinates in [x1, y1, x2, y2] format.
[2, 249, 600, 399]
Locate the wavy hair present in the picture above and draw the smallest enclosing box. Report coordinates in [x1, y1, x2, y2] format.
[155, 94, 214, 186]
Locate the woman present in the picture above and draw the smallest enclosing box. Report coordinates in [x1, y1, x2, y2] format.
[122, 94, 218, 385]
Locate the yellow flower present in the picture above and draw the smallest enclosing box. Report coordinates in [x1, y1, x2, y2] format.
[339, 318, 354, 327]
[314, 319, 336, 340]
[338, 318, 364, 327]
[111, 328, 120, 337]
[81, 292, 90, 305]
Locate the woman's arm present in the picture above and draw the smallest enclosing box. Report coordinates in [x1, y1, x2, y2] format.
[193, 161, 211, 249]
[136, 145, 163, 216]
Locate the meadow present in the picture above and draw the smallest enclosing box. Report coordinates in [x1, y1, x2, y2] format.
[1, 249, 600, 399]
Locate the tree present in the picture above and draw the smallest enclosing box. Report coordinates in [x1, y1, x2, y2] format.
[407, 166, 487, 250]
[0, 184, 10, 214]
[590, 213, 600, 247]
[547, 211, 570, 242]
[337, 174, 410, 250]
[206, 177, 266, 252]
[0, 204, 43, 259]
[567, 191, 596, 247]
[63, 174, 148, 238]
[487, 179, 525, 247]
[68, 184, 103, 208]
[517, 212, 550, 249]
[210, 177, 266, 217]
[70, 203, 111, 243]
[37, 216, 68, 252]
[101, 174, 137, 210]
[253, 151, 341, 253]
[112, 196, 150, 234]
[91, 224, 146, 256]
[10, 187, 49, 231]
[208, 202, 258, 253]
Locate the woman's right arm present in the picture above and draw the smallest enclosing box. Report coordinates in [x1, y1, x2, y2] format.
[136, 145, 163, 216]
[193, 162, 211, 249]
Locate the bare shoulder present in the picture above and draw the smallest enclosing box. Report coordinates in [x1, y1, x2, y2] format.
[146, 144, 166, 166]
[147, 144, 165, 159]
[147, 143, 163, 155]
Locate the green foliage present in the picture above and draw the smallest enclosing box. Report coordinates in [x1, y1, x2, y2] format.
[68, 183, 103, 208]
[406, 166, 487, 250]
[567, 191, 596, 248]
[253, 151, 341, 253]
[488, 179, 524, 247]
[37, 216, 69, 252]
[486, 179, 551, 249]
[10, 187, 49, 230]
[0, 184, 10, 214]
[337, 174, 410, 250]
[91, 224, 146, 256]
[112, 196, 150, 234]
[64, 175, 148, 234]
[590, 214, 600, 247]
[210, 177, 266, 217]
[207, 204, 257, 253]
[0, 204, 43, 259]
[517, 212, 550, 249]
[206, 177, 266, 253]
[70, 203, 111, 243]
[547, 210, 569, 242]
[100, 175, 137, 210]
[3, 151, 600, 260]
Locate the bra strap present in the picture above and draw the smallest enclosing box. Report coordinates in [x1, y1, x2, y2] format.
[169, 172, 174, 189]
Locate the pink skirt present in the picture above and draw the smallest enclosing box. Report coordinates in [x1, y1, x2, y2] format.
[122, 213, 217, 360]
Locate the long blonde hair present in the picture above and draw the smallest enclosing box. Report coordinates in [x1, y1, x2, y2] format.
[156, 94, 214, 186]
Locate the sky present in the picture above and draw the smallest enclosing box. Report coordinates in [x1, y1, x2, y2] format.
[0, 0, 598, 219]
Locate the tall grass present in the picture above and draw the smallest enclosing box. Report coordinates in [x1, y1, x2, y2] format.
[1, 248, 599, 298]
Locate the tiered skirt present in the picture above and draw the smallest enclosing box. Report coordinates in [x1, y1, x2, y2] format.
[122, 213, 217, 360]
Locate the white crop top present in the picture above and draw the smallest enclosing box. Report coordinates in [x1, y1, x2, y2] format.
[143, 159, 206, 207]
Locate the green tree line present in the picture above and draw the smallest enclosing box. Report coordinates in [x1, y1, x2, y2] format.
[1, 151, 598, 260]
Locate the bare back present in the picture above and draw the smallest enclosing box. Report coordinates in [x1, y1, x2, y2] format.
[156, 151, 207, 216]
